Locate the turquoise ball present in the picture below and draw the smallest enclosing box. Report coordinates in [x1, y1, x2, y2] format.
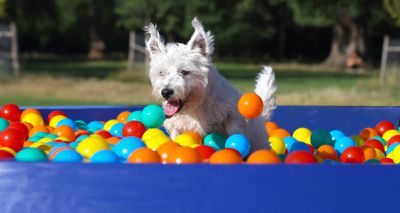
[16, 148, 48, 162]
[204, 132, 226, 150]
[141, 105, 165, 128]
[0, 118, 9, 131]
[127, 111, 143, 122]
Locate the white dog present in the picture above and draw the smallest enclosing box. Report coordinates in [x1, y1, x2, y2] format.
[144, 17, 276, 151]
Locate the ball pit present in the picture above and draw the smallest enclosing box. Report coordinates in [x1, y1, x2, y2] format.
[0, 105, 400, 212]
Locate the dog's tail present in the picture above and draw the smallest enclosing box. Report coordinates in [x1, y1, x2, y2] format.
[254, 66, 276, 120]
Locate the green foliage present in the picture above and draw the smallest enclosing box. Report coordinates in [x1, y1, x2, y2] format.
[384, 0, 400, 25]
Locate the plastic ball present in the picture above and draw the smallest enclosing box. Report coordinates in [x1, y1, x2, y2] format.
[127, 111, 143, 122]
[87, 121, 104, 130]
[182, 131, 203, 145]
[381, 158, 394, 164]
[269, 136, 286, 155]
[109, 123, 124, 137]
[103, 119, 119, 131]
[340, 147, 365, 164]
[56, 118, 78, 132]
[382, 129, 400, 142]
[293, 127, 312, 144]
[359, 127, 379, 141]
[112, 136, 146, 161]
[375, 121, 395, 136]
[53, 125, 76, 141]
[0, 103, 21, 122]
[141, 105, 165, 128]
[266, 121, 279, 135]
[166, 146, 202, 164]
[209, 149, 243, 164]
[146, 135, 172, 150]
[365, 159, 380, 164]
[204, 132, 226, 150]
[157, 142, 180, 163]
[334, 137, 356, 154]
[351, 135, 364, 147]
[247, 150, 281, 164]
[46, 110, 67, 124]
[330, 130, 346, 141]
[76, 137, 111, 159]
[0, 148, 15, 160]
[49, 115, 67, 128]
[22, 113, 44, 127]
[21, 108, 41, 120]
[174, 134, 198, 147]
[90, 150, 119, 163]
[283, 136, 297, 150]
[7, 122, 29, 140]
[316, 145, 337, 160]
[0, 128, 25, 152]
[386, 143, 400, 155]
[270, 128, 291, 139]
[237, 93, 263, 119]
[95, 130, 113, 139]
[361, 145, 376, 161]
[375, 148, 385, 160]
[117, 111, 131, 123]
[122, 121, 146, 138]
[16, 148, 48, 162]
[289, 142, 310, 153]
[311, 129, 334, 149]
[0, 118, 9, 131]
[142, 128, 165, 141]
[388, 135, 400, 147]
[52, 149, 83, 163]
[195, 145, 216, 161]
[364, 139, 385, 153]
[127, 147, 161, 164]
[225, 134, 251, 158]
[285, 150, 317, 164]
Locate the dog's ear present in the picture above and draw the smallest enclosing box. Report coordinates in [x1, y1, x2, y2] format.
[144, 23, 165, 55]
[187, 17, 214, 56]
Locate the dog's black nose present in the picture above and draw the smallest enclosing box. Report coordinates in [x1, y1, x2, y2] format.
[161, 88, 174, 99]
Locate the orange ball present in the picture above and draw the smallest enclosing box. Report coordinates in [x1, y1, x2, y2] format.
[361, 145, 376, 161]
[106, 137, 121, 146]
[53, 125, 76, 141]
[157, 142, 180, 163]
[127, 147, 162, 164]
[238, 93, 263, 119]
[359, 127, 379, 141]
[247, 150, 281, 164]
[266, 121, 279, 135]
[29, 125, 50, 137]
[183, 131, 203, 145]
[316, 145, 338, 160]
[22, 122, 33, 132]
[21, 108, 41, 120]
[209, 148, 243, 164]
[117, 111, 131, 123]
[166, 146, 201, 164]
[23, 141, 34, 147]
[270, 128, 291, 139]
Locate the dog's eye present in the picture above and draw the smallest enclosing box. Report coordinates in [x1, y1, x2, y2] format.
[181, 70, 189, 76]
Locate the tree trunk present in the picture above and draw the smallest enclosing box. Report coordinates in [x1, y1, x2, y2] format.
[86, 0, 104, 60]
[322, 8, 365, 68]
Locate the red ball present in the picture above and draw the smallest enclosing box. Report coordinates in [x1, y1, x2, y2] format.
[307, 144, 315, 154]
[195, 145, 216, 161]
[388, 135, 400, 147]
[285, 151, 317, 164]
[0, 150, 14, 160]
[0, 129, 25, 152]
[95, 130, 113, 139]
[375, 121, 395, 136]
[340, 147, 365, 164]
[7, 122, 29, 141]
[0, 104, 21, 122]
[364, 139, 385, 153]
[47, 110, 67, 124]
[380, 158, 394, 164]
[122, 121, 146, 138]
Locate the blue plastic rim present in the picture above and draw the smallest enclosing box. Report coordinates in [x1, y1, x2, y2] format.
[1, 105, 399, 213]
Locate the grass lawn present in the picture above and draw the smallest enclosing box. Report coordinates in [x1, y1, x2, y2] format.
[0, 59, 397, 106]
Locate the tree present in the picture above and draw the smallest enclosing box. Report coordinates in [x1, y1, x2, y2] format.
[384, 0, 400, 25]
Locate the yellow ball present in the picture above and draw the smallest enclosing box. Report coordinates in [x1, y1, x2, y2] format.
[390, 145, 400, 163]
[374, 148, 385, 161]
[103, 119, 119, 131]
[142, 128, 165, 141]
[22, 113, 44, 127]
[269, 136, 286, 155]
[351, 135, 364, 147]
[38, 137, 53, 143]
[382, 130, 400, 142]
[189, 144, 200, 148]
[146, 135, 172, 150]
[174, 134, 198, 147]
[30, 142, 52, 153]
[76, 137, 111, 159]
[49, 115, 67, 128]
[293, 127, 312, 144]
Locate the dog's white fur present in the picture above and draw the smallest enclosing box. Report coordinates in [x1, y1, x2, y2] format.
[144, 17, 276, 151]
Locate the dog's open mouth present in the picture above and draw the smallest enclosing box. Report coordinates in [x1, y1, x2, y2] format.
[163, 100, 184, 118]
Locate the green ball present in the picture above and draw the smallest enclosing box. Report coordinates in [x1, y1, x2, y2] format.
[0, 118, 9, 131]
[75, 120, 87, 126]
[141, 105, 165, 128]
[16, 148, 48, 162]
[311, 129, 334, 149]
[87, 128, 98, 134]
[278, 154, 287, 162]
[127, 111, 143, 122]
[365, 159, 380, 164]
[204, 132, 226, 150]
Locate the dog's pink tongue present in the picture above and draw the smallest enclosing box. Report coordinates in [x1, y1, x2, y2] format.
[163, 101, 180, 117]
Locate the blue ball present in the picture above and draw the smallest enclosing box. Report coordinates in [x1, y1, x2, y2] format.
[330, 130, 345, 141]
[283, 136, 297, 150]
[56, 118, 78, 131]
[53, 149, 83, 163]
[289, 142, 310, 153]
[127, 111, 143, 122]
[69, 141, 79, 149]
[112, 136, 146, 160]
[141, 105, 165, 128]
[109, 123, 124, 137]
[334, 137, 356, 154]
[87, 121, 104, 130]
[91, 150, 119, 163]
[48, 143, 69, 156]
[225, 134, 251, 158]
[46, 142, 58, 147]
[386, 142, 400, 155]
